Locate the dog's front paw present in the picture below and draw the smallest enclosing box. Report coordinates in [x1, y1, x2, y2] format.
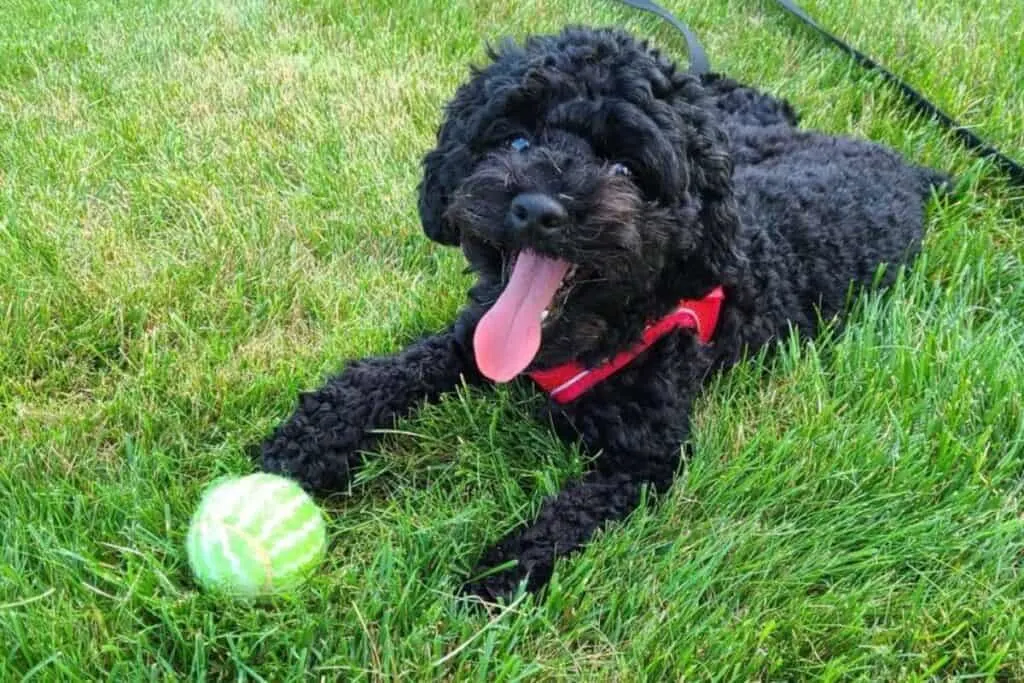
[460, 541, 553, 604]
[256, 388, 370, 493]
[460, 569, 526, 605]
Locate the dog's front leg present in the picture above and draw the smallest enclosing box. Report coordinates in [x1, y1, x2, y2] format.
[257, 323, 482, 494]
[461, 468, 654, 602]
[463, 336, 707, 603]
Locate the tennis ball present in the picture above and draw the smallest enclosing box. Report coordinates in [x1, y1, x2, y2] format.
[185, 473, 326, 597]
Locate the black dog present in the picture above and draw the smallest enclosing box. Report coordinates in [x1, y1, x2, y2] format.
[257, 27, 948, 601]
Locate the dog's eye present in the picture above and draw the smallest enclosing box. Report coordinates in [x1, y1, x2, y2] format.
[610, 163, 631, 177]
[510, 137, 530, 152]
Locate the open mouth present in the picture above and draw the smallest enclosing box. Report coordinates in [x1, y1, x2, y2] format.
[473, 250, 577, 382]
[537, 263, 577, 324]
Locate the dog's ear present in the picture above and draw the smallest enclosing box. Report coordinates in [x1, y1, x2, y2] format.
[417, 134, 470, 247]
[418, 38, 527, 247]
[418, 70, 494, 247]
[687, 107, 746, 284]
[666, 73, 746, 284]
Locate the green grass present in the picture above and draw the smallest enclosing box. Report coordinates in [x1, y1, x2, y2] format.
[2, 0, 1023, 678]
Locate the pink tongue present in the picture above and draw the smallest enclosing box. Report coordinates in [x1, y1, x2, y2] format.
[474, 250, 571, 382]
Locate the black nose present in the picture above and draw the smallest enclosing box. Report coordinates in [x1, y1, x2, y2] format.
[506, 193, 568, 235]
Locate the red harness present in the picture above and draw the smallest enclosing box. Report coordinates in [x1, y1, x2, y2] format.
[527, 287, 725, 404]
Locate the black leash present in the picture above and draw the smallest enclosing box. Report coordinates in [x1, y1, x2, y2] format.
[615, 0, 710, 75]
[768, 0, 1024, 187]
[617, 0, 1024, 188]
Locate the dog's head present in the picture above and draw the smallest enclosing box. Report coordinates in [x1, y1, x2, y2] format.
[418, 27, 741, 382]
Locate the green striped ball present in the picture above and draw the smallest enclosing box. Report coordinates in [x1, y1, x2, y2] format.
[186, 473, 326, 597]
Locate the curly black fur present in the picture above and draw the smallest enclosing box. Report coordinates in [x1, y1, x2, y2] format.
[258, 27, 948, 602]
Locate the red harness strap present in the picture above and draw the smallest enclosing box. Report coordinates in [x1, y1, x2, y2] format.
[527, 286, 725, 404]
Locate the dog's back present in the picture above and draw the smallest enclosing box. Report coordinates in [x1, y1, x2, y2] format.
[716, 126, 946, 355]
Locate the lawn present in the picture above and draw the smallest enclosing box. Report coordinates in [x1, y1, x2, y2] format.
[2, 0, 1023, 679]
